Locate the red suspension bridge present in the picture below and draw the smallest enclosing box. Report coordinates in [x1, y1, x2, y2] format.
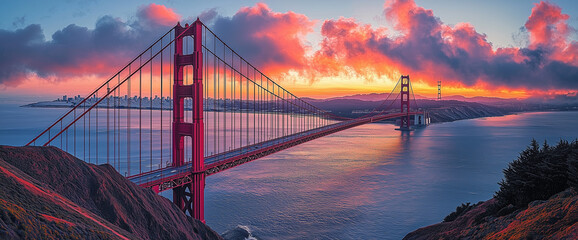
[27, 19, 427, 223]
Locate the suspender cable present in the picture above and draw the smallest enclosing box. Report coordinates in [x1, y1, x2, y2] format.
[160, 38, 163, 170]
[127, 64, 131, 176]
[95, 91, 98, 164]
[150, 48, 153, 172]
[213, 37, 217, 156]
[107, 82, 109, 165]
[223, 43, 227, 154]
[83, 101, 86, 161]
[231, 48, 237, 149]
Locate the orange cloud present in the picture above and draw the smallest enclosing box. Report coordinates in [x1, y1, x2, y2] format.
[310, 17, 395, 81]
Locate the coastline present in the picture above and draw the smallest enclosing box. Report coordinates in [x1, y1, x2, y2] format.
[6, 102, 578, 239]
[16, 99, 515, 121]
[404, 139, 578, 239]
[22, 99, 578, 125]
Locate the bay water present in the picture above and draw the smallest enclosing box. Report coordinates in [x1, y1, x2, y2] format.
[1, 100, 576, 239]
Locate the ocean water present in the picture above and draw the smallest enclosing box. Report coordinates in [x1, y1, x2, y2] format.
[1, 100, 577, 239]
[203, 111, 578, 239]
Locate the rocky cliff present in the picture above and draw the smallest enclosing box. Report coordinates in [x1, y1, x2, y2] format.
[404, 188, 578, 239]
[425, 102, 505, 123]
[0, 145, 223, 240]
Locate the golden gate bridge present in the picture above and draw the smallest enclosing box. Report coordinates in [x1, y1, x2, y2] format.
[27, 19, 427, 223]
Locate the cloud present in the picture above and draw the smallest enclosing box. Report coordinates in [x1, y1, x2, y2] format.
[136, 3, 181, 27]
[525, 1, 578, 64]
[0, 3, 315, 87]
[525, 2, 570, 48]
[308, 0, 578, 91]
[0, 24, 45, 86]
[12, 16, 26, 28]
[199, 8, 218, 24]
[208, 3, 315, 76]
[1, 1, 577, 96]
[310, 17, 392, 81]
[0, 5, 177, 87]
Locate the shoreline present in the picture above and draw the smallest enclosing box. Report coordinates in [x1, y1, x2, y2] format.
[21, 100, 578, 125]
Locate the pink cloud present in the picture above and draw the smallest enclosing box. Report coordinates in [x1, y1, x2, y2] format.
[137, 3, 181, 26]
[308, 0, 578, 91]
[525, 1, 570, 48]
[1, 1, 577, 95]
[525, 1, 577, 65]
[209, 3, 315, 76]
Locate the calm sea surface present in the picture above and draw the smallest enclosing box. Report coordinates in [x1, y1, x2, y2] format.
[1, 99, 577, 239]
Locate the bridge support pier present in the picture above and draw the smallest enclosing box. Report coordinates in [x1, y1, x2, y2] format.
[172, 19, 205, 222]
[413, 110, 430, 127]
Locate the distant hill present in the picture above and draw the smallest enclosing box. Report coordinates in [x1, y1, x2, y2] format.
[0, 146, 222, 240]
[303, 92, 578, 123]
[322, 93, 398, 102]
[314, 93, 520, 105]
[303, 97, 507, 122]
[441, 95, 516, 104]
[312, 91, 578, 111]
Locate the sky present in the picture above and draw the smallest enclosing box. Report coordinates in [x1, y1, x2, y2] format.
[1, 0, 577, 99]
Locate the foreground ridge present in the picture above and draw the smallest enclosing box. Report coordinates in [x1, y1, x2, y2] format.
[0, 145, 222, 240]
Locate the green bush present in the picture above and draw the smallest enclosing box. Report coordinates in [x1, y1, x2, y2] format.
[495, 139, 578, 208]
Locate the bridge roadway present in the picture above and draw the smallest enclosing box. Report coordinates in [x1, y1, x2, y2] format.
[129, 112, 421, 192]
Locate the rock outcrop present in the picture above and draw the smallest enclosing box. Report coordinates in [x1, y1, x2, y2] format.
[0, 145, 223, 240]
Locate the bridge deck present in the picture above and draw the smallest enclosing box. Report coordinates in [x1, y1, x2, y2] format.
[129, 112, 419, 192]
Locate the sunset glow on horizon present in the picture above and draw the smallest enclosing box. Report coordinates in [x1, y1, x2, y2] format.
[1, 0, 577, 100]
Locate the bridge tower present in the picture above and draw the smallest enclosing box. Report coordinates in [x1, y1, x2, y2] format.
[399, 75, 411, 130]
[438, 80, 441, 100]
[172, 19, 205, 222]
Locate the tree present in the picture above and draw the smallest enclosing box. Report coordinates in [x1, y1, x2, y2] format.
[495, 139, 577, 208]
